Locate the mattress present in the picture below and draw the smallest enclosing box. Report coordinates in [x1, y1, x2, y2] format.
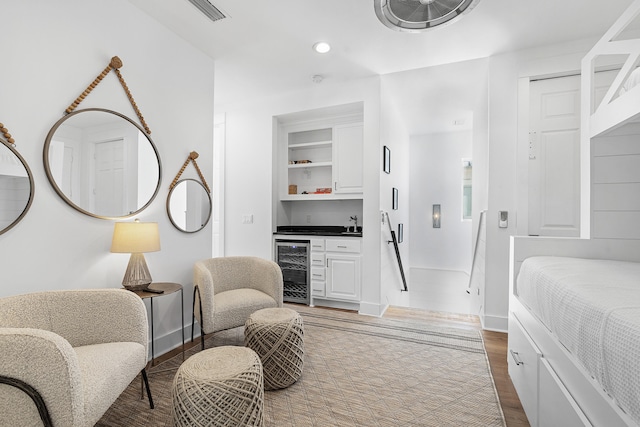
[516, 256, 640, 424]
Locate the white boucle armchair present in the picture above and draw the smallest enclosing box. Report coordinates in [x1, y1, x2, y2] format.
[0, 289, 153, 427]
[192, 256, 284, 350]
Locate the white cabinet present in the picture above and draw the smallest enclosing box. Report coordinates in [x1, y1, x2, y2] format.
[538, 359, 592, 427]
[508, 314, 541, 427]
[509, 313, 593, 427]
[333, 123, 363, 194]
[282, 122, 363, 201]
[326, 254, 361, 301]
[310, 237, 361, 305]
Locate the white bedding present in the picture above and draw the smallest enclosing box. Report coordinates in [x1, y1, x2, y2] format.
[517, 256, 640, 424]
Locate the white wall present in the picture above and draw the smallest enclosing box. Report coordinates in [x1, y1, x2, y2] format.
[409, 131, 473, 272]
[379, 83, 411, 308]
[484, 37, 600, 331]
[1, 0, 215, 356]
[221, 76, 383, 315]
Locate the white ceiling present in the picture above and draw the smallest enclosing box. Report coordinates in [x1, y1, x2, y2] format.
[127, 0, 634, 134]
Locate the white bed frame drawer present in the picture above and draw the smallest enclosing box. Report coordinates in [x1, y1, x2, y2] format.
[539, 358, 592, 427]
[508, 313, 541, 427]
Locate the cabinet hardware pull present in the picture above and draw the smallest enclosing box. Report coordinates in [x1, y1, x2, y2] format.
[338, 245, 347, 248]
[509, 350, 524, 366]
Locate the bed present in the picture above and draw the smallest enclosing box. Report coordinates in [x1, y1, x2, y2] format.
[507, 2, 640, 425]
[509, 237, 640, 427]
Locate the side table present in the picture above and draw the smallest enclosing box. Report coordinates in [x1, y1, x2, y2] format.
[133, 282, 185, 366]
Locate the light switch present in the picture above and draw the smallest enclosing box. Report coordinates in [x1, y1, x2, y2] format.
[242, 214, 254, 224]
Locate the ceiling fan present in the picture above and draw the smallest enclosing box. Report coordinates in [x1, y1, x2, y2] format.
[374, 0, 481, 32]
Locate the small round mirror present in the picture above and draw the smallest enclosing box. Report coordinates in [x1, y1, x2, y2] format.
[167, 179, 212, 233]
[0, 141, 34, 236]
[43, 108, 161, 219]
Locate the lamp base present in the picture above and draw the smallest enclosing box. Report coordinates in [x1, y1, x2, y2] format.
[122, 253, 153, 291]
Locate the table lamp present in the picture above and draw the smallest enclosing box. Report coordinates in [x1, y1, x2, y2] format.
[111, 219, 160, 291]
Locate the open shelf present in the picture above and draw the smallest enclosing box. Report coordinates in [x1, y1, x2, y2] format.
[288, 161, 332, 169]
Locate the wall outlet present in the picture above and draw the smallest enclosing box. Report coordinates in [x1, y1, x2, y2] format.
[306, 214, 312, 224]
[242, 214, 254, 224]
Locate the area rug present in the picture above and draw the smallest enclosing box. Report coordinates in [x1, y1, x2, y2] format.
[96, 306, 505, 426]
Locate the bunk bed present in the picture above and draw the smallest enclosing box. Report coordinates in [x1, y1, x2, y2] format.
[509, 1, 640, 426]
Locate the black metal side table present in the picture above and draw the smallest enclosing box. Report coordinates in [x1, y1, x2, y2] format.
[133, 282, 185, 366]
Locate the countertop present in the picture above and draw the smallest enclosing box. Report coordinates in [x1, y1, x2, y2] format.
[274, 225, 362, 237]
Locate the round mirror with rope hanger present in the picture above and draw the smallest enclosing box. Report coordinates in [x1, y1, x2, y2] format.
[167, 151, 212, 233]
[0, 123, 35, 236]
[43, 56, 162, 219]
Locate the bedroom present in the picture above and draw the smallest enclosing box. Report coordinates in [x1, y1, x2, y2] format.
[2, 0, 640, 425]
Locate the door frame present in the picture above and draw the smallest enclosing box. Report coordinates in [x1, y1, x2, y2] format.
[516, 72, 580, 237]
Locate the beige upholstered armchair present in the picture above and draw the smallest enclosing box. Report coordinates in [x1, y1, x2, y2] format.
[192, 256, 284, 349]
[0, 289, 153, 427]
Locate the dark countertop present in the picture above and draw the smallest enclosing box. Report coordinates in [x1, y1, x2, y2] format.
[275, 225, 362, 237]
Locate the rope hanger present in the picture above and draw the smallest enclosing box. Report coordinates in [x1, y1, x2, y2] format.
[65, 56, 151, 135]
[171, 151, 211, 194]
[0, 123, 15, 146]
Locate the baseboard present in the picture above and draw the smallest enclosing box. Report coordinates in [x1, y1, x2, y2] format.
[148, 324, 193, 361]
[480, 313, 508, 333]
[358, 301, 388, 317]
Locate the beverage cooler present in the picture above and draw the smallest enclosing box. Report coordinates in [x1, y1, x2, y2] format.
[275, 240, 310, 304]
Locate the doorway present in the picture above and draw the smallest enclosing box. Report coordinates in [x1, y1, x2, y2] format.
[526, 71, 617, 237]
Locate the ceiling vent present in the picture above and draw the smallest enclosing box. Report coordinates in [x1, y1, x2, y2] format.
[374, 0, 480, 32]
[187, 0, 227, 23]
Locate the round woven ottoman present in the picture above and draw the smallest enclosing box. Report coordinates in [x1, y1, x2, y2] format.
[171, 346, 264, 427]
[244, 307, 304, 390]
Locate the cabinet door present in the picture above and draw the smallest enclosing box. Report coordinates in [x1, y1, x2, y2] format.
[326, 255, 361, 301]
[508, 314, 541, 427]
[333, 123, 363, 194]
[538, 359, 592, 427]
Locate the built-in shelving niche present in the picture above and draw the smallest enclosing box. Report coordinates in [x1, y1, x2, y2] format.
[273, 102, 364, 230]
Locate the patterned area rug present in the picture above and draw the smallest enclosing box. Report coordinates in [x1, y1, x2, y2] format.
[96, 306, 505, 426]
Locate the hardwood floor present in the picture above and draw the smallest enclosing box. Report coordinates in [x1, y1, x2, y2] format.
[384, 306, 530, 427]
[158, 305, 530, 426]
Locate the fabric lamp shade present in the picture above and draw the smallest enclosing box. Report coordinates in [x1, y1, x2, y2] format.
[111, 221, 160, 254]
[111, 220, 160, 290]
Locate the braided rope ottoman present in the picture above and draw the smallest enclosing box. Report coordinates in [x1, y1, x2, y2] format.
[171, 346, 264, 427]
[244, 307, 304, 390]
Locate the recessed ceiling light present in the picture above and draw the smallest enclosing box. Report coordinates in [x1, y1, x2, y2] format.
[312, 42, 331, 54]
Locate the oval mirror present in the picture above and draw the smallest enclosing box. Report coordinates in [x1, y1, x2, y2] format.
[43, 108, 162, 219]
[0, 140, 34, 236]
[167, 179, 212, 233]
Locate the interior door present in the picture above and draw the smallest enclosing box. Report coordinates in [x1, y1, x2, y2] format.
[528, 71, 615, 237]
[93, 138, 126, 216]
[529, 75, 581, 237]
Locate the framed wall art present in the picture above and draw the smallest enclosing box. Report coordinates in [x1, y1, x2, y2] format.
[383, 145, 391, 174]
[392, 187, 398, 210]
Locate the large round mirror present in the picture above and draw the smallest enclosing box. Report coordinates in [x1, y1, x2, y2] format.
[0, 140, 34, 236]
[43, 108, 162, 219]
[167, 179, 212, 233]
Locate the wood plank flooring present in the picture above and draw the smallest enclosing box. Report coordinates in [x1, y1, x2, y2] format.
[158, 305, 530, 426]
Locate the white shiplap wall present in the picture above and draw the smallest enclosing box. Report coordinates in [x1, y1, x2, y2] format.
[591, 121, 640, 239]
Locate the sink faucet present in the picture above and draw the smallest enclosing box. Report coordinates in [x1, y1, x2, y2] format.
[349, 215, 358, 231]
